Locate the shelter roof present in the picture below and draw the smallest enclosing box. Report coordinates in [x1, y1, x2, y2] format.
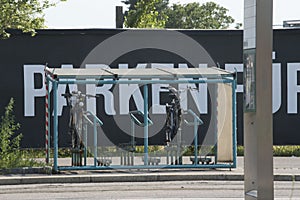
[45, 67, 234, 80]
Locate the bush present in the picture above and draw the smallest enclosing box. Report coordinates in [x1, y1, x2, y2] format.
[0, 98, 44, 169]
[273, 145, 300, 157]
[236, 145, 300, 157]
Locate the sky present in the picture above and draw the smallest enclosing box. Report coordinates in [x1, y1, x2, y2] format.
[43, 0, 300, 29]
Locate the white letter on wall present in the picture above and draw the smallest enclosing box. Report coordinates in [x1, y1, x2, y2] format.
[151, 63, 173, 114]
[272, 63, 281, 113]
[288, 63, 300, 114]
[24, 65, 45, 116]
[119, 63, 145, 115]
[86, 64, 116, 115]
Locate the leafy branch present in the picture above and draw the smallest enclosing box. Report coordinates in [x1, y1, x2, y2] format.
[0, 0, 66, 38]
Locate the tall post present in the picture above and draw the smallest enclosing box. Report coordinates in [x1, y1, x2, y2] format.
[45, 76, 51, 164]
[243, 0, 273, 199]
[53, 80, 59, 172]
[143, 84, 148, 165]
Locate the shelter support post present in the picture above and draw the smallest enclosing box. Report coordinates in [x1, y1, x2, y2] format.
[131, 120, 135, 165]
[194, 116, 198, 165]
[143, 84, 148, 165]
[93, 116, 97, 167]
[83, 121, 87, 166]
[232, 78, 237, 168]
[53, 80, 58, 172]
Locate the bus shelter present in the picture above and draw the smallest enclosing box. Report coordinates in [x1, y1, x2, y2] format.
[45, 66, 237, 172]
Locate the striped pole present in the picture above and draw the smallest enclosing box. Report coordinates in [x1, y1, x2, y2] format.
[45, 72, 50, 164]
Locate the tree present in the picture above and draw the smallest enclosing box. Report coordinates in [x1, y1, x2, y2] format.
[123, 0, 235, 29]
[165, 2, 235, 29]
[0, 0, 64, 38]
[123, 0, 169, 28]
[122, 0, 138, 12]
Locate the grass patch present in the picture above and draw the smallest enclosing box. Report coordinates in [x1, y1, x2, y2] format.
[273, 145, 300, 156]
[237, 145, 300, 156]
[20, 145, 300, 161]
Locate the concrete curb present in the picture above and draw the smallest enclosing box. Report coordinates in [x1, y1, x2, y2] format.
[0, 173, 299, 185]
[0, 167, 52, 175]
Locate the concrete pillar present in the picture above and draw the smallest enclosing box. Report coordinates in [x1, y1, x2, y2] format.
[243, 0, 274, 199]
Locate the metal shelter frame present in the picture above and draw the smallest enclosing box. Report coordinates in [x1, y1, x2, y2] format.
[44, 67, 237, 172]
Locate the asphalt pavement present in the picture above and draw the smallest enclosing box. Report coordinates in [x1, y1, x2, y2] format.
[0, 157, 299, 185]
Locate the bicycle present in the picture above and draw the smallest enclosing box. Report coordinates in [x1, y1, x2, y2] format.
[163, 86, 201, 165]
[163, 86, 200, 145]
[62, 90, 97, 166]
[163, 86, 182, 146]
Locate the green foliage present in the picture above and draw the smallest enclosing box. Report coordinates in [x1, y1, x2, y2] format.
[273, 146, 300, 157]
[237, 145, 244, 156]
[183, 145, 300, 157]
[0, 0, 67, 38]
[183, 145, 216, 156]
[123, 0, 235, 29]
[122, 0, 139, 12]
[0, 98, 44, 169]
[235, 23, 243, 29]
[237, 145, 300, 157]
[24, 148, 46, 158]
[0, 98, 21, 169]
[124, 0, 169, 28]
[135, 146, 144, 153]
[19, 148, 72, 158]
[165, 2, 235, 29]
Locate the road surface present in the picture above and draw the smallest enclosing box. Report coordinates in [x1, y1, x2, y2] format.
[0, 181, 299, 199]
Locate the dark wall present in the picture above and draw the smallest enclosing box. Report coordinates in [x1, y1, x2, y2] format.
[0, 29, 299, 147]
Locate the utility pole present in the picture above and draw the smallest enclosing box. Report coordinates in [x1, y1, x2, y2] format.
[243, 0, 274, 199]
